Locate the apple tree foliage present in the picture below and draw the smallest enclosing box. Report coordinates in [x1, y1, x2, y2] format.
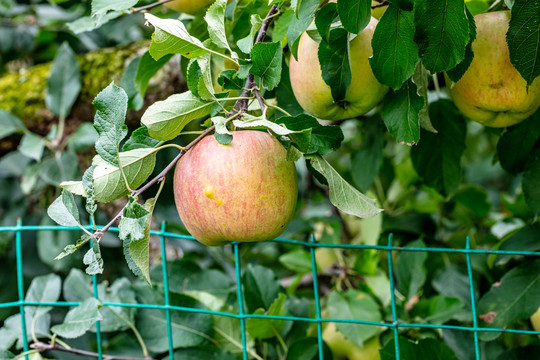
[1, 0, 540, 359]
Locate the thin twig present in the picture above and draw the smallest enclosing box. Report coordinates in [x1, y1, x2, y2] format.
[371, 0, 389, 9]
[130, 0, 172, 14]
[31, 341, 154, 360]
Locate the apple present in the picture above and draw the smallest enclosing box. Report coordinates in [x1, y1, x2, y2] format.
[323, 322, 381, 360]
[371, 1, 387, 20]
[164, 0, 227, 15]
[173, 130, 298, 246]
[531, 307, 540, 338]
[289, 17, 388, 121]
[445, 11, 540, 128]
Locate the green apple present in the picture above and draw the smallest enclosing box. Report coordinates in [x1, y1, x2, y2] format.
[323, 322, 381, 360]
[445, 11, 540, 128]
[164, 0, 226, 15]
[289, 17, 388, 121]
[173, 130, 298, 246]
[531, 307, 540, 338]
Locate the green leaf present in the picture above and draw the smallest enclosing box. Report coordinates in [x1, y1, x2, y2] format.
[137, 291, 212, 352]
[279, 249, 314, 273]
[395, 239, 427, 299]
[477, 259, 540, 341]
[351, 120, 385, 192]
[63, 270, 137, 333]
[83, 240, 103, 275]
[507, 0, 540, 87]
[17, 132, 45, 161]
[151, 260, 232, 296]
[411, 100, 467, 196]
[232, 114, 307, 136]
[315, 2, 338, 42]
[414, 0, 470, 73]
[337, 0, 371, 34]
[497, 224, 540, 264]
[66, 12, 123, 34]
[47, 190, 81, 227]
[46, 42, 80, 118]
[0, 313, 50, 350]
[446, 7, 476, 83]
[83, 165, 97, 215]
[217, 69, 244, 90]
[141, 91, 213, 141]
[388, 0, 413, 11]
[54, 234, 92, 260]
[119, 197, 151, 242]
[287, 0, 320, 59]
[247, 293, 287, 339]
[250, 42, 282, 91]
[211, 116, 233, 144]
[411, 61, 435, 132]
[92, 0, 137, 15]
[205, 0, 232, 53]
[93, 82, 128, 167]
[237, 14, 264, 54]
[0, 110, 25, 139]
[370, 4, 418, 89]
[121, 55, 144, 110]
[120, 197, 154, 284]
[522, 148, 540, 216]
[188, 54, 214, 101]
[135, 51, 173, 98]
[380, 337, 459, 360]
[37, 217, 81, 270]
[145, 13, 212, 60]
[496, 111, 540, 174]
[318, 28, 350, 102]
[243, 264, 280, 313]
[67, 123, 99, 151]
[51, 298, 102, 339]
[413, 295, 465, 324]
[61, 148, 157, 203]
[123, 126, 162, 151]
[309, 155, 382, 218]
[25, 274, 62, 319]
[382, 79, 424, 145]
[276, 60, 304, 116]
[276, 114, 343, 155]
[273, 8, 295, 44]
[327, 290, 381, 347]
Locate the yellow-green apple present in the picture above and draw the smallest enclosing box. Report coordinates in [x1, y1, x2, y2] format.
[323, 322, 381, 360]
[371, 1, 387, 20]
[289, 17, 388, 121]
[531, 307, 540, 338]
[173, 130, 298, 246]
[445, 11, 540, 127]
[164, 0, 228, 15]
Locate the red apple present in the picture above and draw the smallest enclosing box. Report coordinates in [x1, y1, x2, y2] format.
[173, 130, 298, 246]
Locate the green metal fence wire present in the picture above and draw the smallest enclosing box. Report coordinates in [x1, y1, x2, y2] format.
[1, 220, 540, 360]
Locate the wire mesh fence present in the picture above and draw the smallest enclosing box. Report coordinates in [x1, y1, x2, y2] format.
[1, 220, 540, 360]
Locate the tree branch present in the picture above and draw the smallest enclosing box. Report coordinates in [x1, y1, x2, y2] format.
[130, 0, 172, 14]
[31, 341, 154, 360]
[371, 0, 389, 9]
[232, 5, 279, 114]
